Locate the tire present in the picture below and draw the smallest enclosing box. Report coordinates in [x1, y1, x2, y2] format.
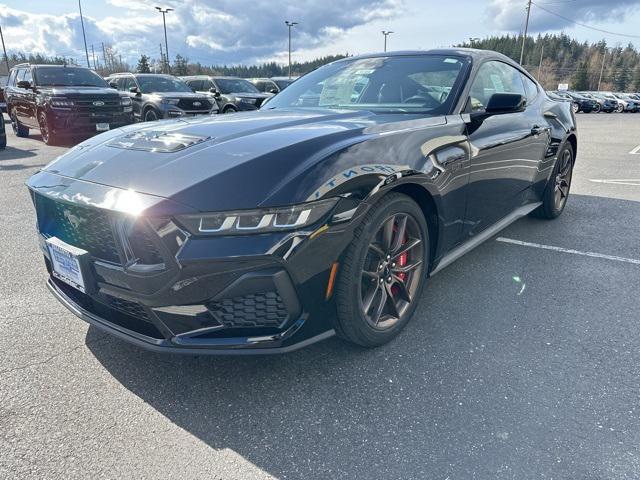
[223, 105, 238, 114]
[616, 104, 624, 113]
[530, 142, 574, 219]
[144, 108, 159, 122]
[10, 109, 29, 137]
[572, 103, 579, 114]
[38, 110, 58, 146]
[0, 134, 6, 149]
[593, 103, 601, 113]
[334, 192, 429, 347]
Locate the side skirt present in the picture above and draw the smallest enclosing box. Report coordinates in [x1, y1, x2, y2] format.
[429, 202, 542, 276]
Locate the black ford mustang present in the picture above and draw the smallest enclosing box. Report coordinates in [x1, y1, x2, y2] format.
[27, 49, 576, 354]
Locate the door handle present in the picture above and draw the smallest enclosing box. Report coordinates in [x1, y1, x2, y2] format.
[531, 125, 546, 136]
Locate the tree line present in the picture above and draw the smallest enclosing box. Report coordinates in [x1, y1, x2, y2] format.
[460, 34, 640, 92]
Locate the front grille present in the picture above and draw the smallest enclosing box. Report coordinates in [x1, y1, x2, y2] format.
[37, 194, 121, 264]
[207, 292, 289, 328]
[177, 98, 211, 111]
[97, 293, 150, 322]
[128, 223, 164, 266]
[255, 98, 266, 108]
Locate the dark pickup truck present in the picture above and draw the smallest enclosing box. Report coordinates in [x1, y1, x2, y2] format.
[4, 64, 134, 145]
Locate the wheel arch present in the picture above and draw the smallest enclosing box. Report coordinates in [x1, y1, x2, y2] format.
[387, 182, 440, 267]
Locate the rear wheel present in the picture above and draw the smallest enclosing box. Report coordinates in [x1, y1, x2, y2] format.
[593, 103, 601, 113]
[572, 103, 579, 114]
[616, 104, 624, 113]
[335, 193, 429, 347]
[10, 109, 29, 137]
[531, 142, 574, 219]
[223, 105, 238, 114]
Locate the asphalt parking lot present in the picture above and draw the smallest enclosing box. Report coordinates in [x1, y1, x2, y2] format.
[1, 113, 640, 479]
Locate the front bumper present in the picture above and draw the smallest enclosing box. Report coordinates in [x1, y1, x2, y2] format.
[47, 107, 134, 135]
[28, 175, 360, 354]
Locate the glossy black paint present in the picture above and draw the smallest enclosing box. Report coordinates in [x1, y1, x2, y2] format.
[0, 112, 6, 149]
[181, 75, 272, 113]
[27, 49, 577, 354]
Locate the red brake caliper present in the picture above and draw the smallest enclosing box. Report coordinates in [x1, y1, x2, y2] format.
[392, 227, 408, 295]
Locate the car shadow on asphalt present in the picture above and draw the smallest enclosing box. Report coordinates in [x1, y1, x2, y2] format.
[0, 146, 39, 162]
[85, 193, 640, 479]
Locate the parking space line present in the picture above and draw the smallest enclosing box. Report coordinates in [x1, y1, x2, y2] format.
[588, 179, 640, 186]
[630, 145, 640, 155]
[496, 237, 640, 265]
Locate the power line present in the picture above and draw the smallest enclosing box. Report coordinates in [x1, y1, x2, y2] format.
[531, 2, 640, 39]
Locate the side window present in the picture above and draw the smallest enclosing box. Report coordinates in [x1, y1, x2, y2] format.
[23, 69, 33, 84]
[255, 81, 266, 92]
[521, 74, 538, 105]
[192, 80, 205, 91]
[8, 69, 17, 86]
[203, 80, 214, 90]
[122, 77, 135, 91]
[15, 68, 26, 83]
[469, 61, 526, 111]
[266, 81, 278, 92]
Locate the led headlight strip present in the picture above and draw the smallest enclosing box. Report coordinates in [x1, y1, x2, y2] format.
[176, 198, 337, 236]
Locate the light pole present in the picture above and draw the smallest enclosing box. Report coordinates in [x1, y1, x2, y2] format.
[155, 6, 173, 73]
[78, 0, 90, 67]
[0, 23, 9, 74]
[519, 0, 532, 65]
[382, 31, 393, 52]
[285, 21, 298, 79]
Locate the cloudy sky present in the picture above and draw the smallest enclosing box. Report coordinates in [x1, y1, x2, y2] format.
[1, 0, 640, 67]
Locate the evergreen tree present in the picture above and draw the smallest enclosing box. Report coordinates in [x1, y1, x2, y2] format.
[173, 54, 189, 76]
[136, 54, 151, 73]
[633, 67, 640, 91]
[571, 61, 589, 90]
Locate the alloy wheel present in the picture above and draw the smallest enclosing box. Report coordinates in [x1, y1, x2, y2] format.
[554, 148, 573, 210]
[144, 109, 158, 121]
[359, 213, 424, 330]
[38, 112, 49, 144]
[572, 103, 579, 113]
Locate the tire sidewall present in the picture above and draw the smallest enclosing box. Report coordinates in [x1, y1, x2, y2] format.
[144, 108, 159, 122]
[335, 193, 430, 347]
[545, 142, 574, 218]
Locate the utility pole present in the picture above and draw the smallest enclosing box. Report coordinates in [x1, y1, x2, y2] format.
[101, 42, 108, 71]
[159, 43, 165, 73]
[597, 49, 607, 91]
[538, 44, 544, 81]
[0, 24, 9, 74]
[382, 31, 393, 52]
[155, 7, 173, 73]
[91, 44, 96, 69]
[285, 21, 298, 79]
[78, 0, 90, 67]
[519, 0, 532, 65]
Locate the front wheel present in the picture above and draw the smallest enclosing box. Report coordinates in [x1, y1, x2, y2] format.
[335, 193, 429, 347]
[223, 105, 238, 114]
[593, 103, 601, 113]
[38, 111, 58, 146]
[531, 143, 574, 219]
[616, 104, 624, 113]
[144, 108, 160, 122]
[572, 103, 580, 114]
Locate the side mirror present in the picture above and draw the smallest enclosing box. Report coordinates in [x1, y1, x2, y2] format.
[17, 80, 31, 89]
[484, 93, 526, 115]
[269, 88, 279, 94]
[209, 87, 220, 97]
[109, 82, 118, 89]
[129, 86, 140, 94]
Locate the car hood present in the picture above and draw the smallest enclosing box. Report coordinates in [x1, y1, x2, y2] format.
[39, 108, 445, 211]
[145, 91, 208, 99]
[37, 86, 121, 97]
[227, 92, 272, 99]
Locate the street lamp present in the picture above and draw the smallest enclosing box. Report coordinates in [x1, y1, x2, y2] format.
[155, 6, 173, 73]
[78, 0, 90, 68]
[285, 21, 298, 79]
[382, 31, 393, 52]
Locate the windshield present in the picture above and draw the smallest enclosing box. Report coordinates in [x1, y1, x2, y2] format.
[274, 79, 294, 89]
[137, 76, 192, 93]
[34, 67, 107, 87]
[215, 78, 260, 94]
[263, 55, 466, 114]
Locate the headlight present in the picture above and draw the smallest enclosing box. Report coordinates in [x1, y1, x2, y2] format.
[50, 97, 74, 108]
[176, 198, 338, 236]
[161, 98, 180, 105]
[238, 97, 257, 104]
[120, 97, 132, 106]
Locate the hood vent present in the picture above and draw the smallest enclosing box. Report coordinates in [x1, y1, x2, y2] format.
[107, 130, 211, 153]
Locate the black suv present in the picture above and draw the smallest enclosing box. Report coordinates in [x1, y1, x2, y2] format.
[106, 73, 217, 121]
[0, 74, 8, 113]
[181, 76, 271, 113]
[0, 109, 6, 149]
[5, 64, 134, 145]
[550, 91, 598, 113]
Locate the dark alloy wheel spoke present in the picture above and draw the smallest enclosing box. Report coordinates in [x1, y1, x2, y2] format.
[360, 212, 424, 330]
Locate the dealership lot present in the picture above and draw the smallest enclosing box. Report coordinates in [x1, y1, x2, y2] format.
[1, 114, 640, 479]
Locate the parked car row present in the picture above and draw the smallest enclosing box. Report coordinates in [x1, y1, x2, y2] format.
[2, 62, 297, 145]
[547, 89, 640, 113]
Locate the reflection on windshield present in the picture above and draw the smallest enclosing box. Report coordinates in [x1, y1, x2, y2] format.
[137, 76, 192, 93]
[34, 68, 107, 87]
[263, 55, 465, 115]
[215, 79, 260, 94]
